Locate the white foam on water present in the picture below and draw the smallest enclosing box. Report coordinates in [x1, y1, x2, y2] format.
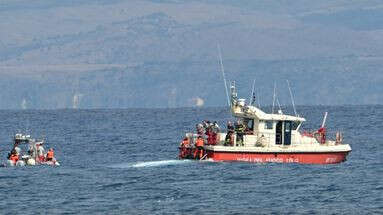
[110, 160, 191, 169]
[132, 160, 191, 168]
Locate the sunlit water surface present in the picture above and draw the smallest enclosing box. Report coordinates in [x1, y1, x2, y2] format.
[0, 106, 382, 214]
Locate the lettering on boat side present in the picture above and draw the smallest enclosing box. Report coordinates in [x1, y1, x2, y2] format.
[325, 157, 337, 163]
[265, 158, 283, 163]
[235, 157, 299, 163]
[285, 158, 299, 163]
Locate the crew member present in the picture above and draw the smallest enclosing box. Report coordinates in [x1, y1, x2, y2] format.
[317, 127, 326, 144]
[206, 126, 215, 145]
[227, 121, 234, 133]
[14, 143, 21, 155]
[235, 120, 245, 146]
[225, 121, 235, 146]
[212, 121, 220, 133]
[196, 123, 204, 136]
[202, 120, 210, 133]
[211, 121, 220, 145]
[46, 148, 55, 161]
[179, 137, 190, 158]
[180, 137, 190, 147]
[9, 150, 19, 164]
[36, 142, 45, 162]
[194, 136, 205, 159]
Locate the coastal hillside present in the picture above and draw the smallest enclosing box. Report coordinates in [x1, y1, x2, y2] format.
[1, 0, 382, 108]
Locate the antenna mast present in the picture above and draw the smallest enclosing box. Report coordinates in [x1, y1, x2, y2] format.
[321, 112, 328, 128]
[272, 82, 276, 114]
[286, 80, 297, 116]
[217, 44, 230, 107]
[249, 79, 256, 105]
[276, 97, 282, 113]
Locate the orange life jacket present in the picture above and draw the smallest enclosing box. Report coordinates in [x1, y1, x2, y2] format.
[196, 138, 204, 147]
[47, 150, 54, 159]
[10, 154, 19, 162]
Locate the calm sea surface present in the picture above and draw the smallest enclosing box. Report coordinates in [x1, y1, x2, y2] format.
[0, 106, 382, 214]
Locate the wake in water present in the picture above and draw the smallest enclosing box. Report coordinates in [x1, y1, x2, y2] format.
[109, 160, 192, 168]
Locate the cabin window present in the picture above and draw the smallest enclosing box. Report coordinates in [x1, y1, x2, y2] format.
[244, 119, 254, 131]
[264, 121, 273, 129]
[285, 122, 291, 132]
[291, 121, 301, 130]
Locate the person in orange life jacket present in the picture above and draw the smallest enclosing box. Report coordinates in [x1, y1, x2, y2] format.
[46, 148, 54, 161]
[194, 136, 205, 159]
[179, 137, 190, 158]
[9, 149, 19, 163]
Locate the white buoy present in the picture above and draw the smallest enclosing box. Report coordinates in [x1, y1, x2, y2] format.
[16, 160, 25, 166]
[27, 158, 36, 166]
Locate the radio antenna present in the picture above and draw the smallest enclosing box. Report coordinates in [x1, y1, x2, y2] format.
[276, 97, 282, 113]
[286, 80, 297, 116]
[272, 81, 276, 114]
[249, 79, 256, 105]
[217, 44, 230, 107]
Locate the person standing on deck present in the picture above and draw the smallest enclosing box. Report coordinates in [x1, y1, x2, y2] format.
[46, 148, 55, 161]
[13, 143, 21, 155]
[227, 121, 234, 133]
[9, 150, 19, 164]
[235, 120, 245, 146]
[202, 120, 209, 132]
[225, 121, 235, 146]
[36, 142, 45, 162]
[179, 137, 190, 158]
[211, 121, 220, 145]
[206, 125, 216, 145]
[194, 136, 205, 159]
[212, 121, 220, 133]
[196, 123, 204, 136]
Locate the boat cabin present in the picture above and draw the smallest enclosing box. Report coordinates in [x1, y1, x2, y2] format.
[230, 100, 306, 147]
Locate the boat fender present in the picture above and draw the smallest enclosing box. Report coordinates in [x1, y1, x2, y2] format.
[27, 158, 36, 166]
[16, 160, 25, 167]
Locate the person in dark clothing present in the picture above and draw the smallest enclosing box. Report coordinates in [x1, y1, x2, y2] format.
[235, 120, 245, 146]
[227, 121, 234, 133]
[225, 121, 235, 146]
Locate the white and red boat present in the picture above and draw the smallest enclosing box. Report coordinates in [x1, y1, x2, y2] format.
[179, 83, 351, 164]
[3, 133, 60, 167]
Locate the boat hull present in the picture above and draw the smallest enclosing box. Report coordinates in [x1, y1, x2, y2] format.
[205, 150, 350, 164]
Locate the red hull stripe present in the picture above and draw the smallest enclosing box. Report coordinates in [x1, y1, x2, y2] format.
[206, 151, 350, 164]
[207, 150, 351, 154]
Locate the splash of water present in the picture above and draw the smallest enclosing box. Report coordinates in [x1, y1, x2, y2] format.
[110, 160, 191, 169]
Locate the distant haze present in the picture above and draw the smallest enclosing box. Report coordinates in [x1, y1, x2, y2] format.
[0, 0, 382, 109]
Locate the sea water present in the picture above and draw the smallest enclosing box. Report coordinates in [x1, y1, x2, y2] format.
[0, 106, 382, 214]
